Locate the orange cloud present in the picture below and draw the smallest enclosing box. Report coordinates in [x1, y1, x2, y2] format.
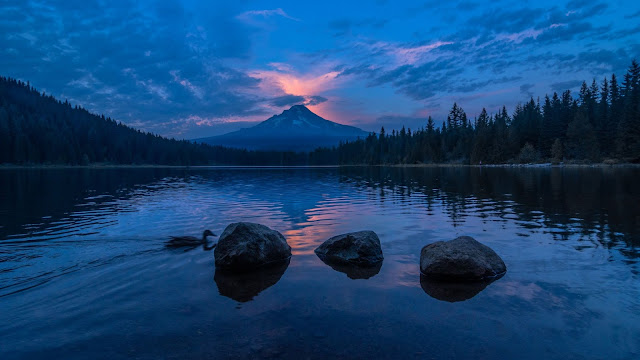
[249, 68, 341, 96]
[247, 63, 352, 122]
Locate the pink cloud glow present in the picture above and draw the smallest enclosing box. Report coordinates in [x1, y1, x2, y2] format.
[248, 63, 354, 122]
[361, 40, 454, 66]
[390, 41, 454, 65]
[496, 24, 566, 44]
[250, 68, 341, 97]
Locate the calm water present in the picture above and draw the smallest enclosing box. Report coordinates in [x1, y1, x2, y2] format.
[1, 166, 639, 359]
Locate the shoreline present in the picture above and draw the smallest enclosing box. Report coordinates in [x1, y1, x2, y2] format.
[0, 164, 342, 170]
[1, 162, 639, 170]
[388, 162, 640, 168]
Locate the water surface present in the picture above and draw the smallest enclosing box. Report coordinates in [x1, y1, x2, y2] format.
[1, 166, 639, 359]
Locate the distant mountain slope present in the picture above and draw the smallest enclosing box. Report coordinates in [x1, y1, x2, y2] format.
[198, 105, 369, 151]
[0, 77, 335, 165]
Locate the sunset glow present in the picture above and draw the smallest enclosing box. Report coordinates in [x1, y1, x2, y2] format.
[0, 0, 636, 139]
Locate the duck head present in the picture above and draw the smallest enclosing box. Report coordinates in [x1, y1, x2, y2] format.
[203, 229, 217, 238]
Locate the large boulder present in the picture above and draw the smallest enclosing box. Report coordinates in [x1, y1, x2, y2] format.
[315, 231, 383, 267]
[420, 236, 506, 281]
[214, 222, 291, 272]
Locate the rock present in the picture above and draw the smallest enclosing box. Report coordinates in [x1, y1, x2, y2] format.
[314, 230, 383, 267]
[214, 258, 289, 302]
[420, 236, 506, 281]
[420, 274, 500, 302]
[214, 222, 291, 272]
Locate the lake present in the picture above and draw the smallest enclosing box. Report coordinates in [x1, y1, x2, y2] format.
[1, 166, 639, 359]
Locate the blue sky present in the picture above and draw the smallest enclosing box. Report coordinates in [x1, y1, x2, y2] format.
[1, 0, 639, 138]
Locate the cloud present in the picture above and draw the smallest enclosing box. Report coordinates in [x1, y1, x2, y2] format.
[520, 83, 535, 98]
[534, 22, 596, 43]
[249, 65, 342, 98]
[571, 49, 631, 74]
[0, 0, 277, 139]
[305, 95, 328, 106]
[169, 70, 204, 100]
[389, 41, 454, 65]
[0, 0, 633, 138]
[325, 0, 628, 115]
[624, 10, 640, 19]
[328, 19, 352, 36]
[467, 7, 545, 33]
[237, 8, 300, 22]
[267, 94, 328, 108]
[328, 17, 388, 36]
[270, 94, 306, 107]
[367, 115, 429, 132]
[454, 77, 523, 93]
[246, 62, 341, 120]
[358, 40, 454, 66]
[550, 80, 584, 92]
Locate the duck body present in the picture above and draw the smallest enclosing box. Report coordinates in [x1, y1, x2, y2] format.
[166, 230, 217, 250]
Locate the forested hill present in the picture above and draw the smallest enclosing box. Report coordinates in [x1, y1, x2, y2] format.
[0, 77, 335, 166]
[337, 59, 640, 165]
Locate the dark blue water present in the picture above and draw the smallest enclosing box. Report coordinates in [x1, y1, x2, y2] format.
[1, 166, 639, 359]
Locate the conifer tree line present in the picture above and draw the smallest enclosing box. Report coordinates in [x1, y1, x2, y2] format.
[337, 59, 640, 164]
[0, 76, 331, 166]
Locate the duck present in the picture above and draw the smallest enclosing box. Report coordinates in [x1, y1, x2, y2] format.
[166, 229, 218, 250]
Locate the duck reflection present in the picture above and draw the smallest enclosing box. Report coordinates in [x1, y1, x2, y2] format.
[214, 259, 290, 302]
[317, 256, 382, 280]
[165, 230, 217, 251]
[420, 274, 503, 302]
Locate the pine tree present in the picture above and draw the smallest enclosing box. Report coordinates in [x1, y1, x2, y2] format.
[567, 110, 600, 161]
[426, 116, 435, 133]
[607, 74, 622, 155]
[551, 138, 563, 162]
[589, 79, 599, 126]
[617, 60, 640, 160]
[471, 108, 491, 164]
[598, 77, 609, 153]
[447, 103, 463, 129]
[540, 95, 558, 157]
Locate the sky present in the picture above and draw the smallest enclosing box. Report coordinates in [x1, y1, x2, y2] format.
[1, 0, 639, 139]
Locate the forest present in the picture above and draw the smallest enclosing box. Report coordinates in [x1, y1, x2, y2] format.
[337, 60, 640, 165]
[0, 76, 330, 166]
[1, 59, 639, 166]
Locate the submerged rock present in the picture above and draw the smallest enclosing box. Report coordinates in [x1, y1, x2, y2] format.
[214, 258, 289, 302]
[420, 236, 506, 281]
[315, 231, 383, 267]
[214, 222, 291, 272]
[420, 274, 501, 302]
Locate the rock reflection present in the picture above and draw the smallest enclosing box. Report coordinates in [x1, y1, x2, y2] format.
[419, 274, 502, 302]
[214, 259, 290, 302]
[317, 256, 382, 279]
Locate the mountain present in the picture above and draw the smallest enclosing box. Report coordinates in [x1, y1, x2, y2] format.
[197, 105, 369, 151]
[0, 76, 336, 166]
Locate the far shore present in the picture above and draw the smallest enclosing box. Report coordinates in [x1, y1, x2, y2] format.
[1, 162, 639, 170]
[0, 164, 341, 170]
[389, 162, 640, 168]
